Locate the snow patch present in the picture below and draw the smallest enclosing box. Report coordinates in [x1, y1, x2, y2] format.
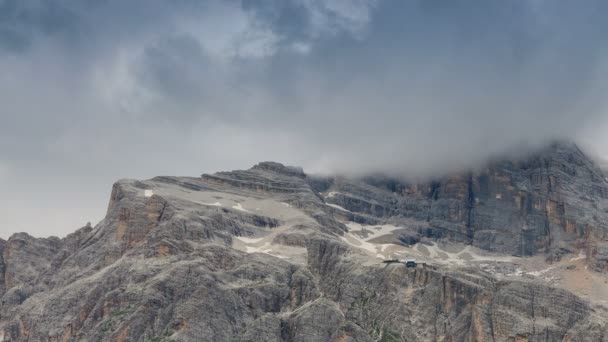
[341, 222, 519, 266]
[507, 268, 524, 277]
[241, 241, 290, 259]
[326, 203, 351, 212]
[528, 265, 557, 277]
[346, 222, 401, 239]
[244, 242, 271, 254]
[570, 251, 586, 262]
[325, 191, 340, 198]
[417, 244, 515, 266]
[340, 223, 403, 259]
[144, 190, 154, 197]
[235, 236, 265, 244]
[268, 253, 290, 259]
[196, 201, 222, 207]
[232, 202, 251, 213]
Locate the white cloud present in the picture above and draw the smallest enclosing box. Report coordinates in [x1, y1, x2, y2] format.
[176, 1, 282, 59]
[297, 0, 378, 38]
[1, 0, 608, 239]
[232, 26, 281, 58]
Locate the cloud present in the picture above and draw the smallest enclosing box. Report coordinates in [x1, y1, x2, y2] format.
[1, 0, 608, 237]
[295, 0, 378, 38]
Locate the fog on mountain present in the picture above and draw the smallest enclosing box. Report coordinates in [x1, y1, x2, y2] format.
[1, 1, 608, 341]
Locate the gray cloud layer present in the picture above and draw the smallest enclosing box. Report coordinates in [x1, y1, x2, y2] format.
[1, 0, 608, 237]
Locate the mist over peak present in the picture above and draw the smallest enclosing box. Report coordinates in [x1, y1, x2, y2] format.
[1, 0, 608, 237]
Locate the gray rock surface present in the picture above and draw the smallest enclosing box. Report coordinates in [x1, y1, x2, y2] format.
[0, 143, 607, 341]
[323, 142, 608, 270]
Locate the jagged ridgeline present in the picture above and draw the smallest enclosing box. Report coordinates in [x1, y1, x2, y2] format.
[1, 142, 607, 341]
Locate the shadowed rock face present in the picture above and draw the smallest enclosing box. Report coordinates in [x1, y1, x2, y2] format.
[0, 142, 607, 341]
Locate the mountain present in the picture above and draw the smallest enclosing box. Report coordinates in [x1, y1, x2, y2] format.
[322, 142, 608, 270]
[1, 142, 607, 341]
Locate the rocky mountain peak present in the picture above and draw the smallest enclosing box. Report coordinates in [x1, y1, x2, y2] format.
[1, 141, 608, 341]
[250, 161, 306, 178]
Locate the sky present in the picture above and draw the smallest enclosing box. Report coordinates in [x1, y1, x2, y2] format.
[1, 0, 608, 238]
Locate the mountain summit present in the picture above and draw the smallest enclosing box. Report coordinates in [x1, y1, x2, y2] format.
[1, 142, 607, 341]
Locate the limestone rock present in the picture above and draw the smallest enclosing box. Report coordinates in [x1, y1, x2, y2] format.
[324, 142, 608, 270]
[1, 142, 607, 341]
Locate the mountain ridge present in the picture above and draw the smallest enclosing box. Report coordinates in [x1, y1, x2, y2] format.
[1, 142, 608, 341]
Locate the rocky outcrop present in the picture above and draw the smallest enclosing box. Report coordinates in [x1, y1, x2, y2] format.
[306, 249, 608, 342]
[324, 142, 608, 270]
[1, 142, 607, 341]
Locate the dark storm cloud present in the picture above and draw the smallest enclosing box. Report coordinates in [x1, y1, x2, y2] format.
[1, 0, 608, 237]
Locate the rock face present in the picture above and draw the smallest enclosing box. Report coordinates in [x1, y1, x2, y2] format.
[0, 143, 607, 341]
[323, 142, 608, 270]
